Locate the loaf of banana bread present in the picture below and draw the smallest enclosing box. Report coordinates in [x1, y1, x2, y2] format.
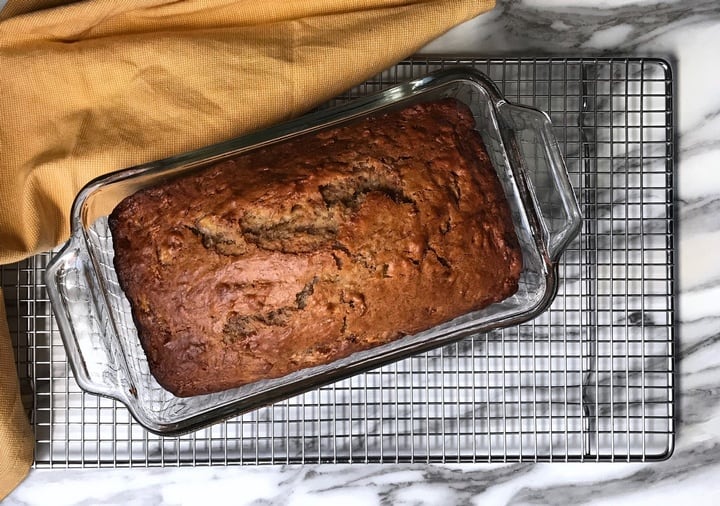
[109, 98, 523, 397]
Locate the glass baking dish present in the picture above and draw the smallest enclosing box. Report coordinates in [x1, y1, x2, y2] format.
[46, 67, 582, 436]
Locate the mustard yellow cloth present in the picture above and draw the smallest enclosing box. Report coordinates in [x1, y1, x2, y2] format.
[0, 290, 33, 500]
[0, 0, 494, 498]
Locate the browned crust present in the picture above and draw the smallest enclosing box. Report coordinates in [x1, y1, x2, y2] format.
[109, 99, 522, 397]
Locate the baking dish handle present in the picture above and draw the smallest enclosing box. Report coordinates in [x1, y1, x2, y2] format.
[498, 102, 583, 262]
[45, 242, 128, 402]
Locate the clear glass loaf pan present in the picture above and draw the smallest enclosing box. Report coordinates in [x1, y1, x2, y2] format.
[46, 67, 582, 436]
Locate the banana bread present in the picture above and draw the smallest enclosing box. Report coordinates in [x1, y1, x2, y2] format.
[108, 98, 523, 397]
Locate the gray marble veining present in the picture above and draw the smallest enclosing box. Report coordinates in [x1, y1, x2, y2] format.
[5, 0, 720, 504]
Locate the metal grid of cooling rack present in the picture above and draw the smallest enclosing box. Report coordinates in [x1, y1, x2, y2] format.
[2, 57, 674, 465]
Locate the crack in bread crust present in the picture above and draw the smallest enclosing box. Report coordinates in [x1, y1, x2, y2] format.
[190, 166, 418, 257]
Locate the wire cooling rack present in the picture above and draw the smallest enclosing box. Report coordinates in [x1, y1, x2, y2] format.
[2, 57, 675, 465]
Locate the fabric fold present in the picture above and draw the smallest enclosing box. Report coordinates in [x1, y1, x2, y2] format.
[0, 289, 34, 500]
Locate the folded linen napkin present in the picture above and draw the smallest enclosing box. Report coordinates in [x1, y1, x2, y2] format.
[0, 0, 494, 498]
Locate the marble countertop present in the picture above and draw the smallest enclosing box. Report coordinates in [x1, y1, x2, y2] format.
[6, 0, 720, 504]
